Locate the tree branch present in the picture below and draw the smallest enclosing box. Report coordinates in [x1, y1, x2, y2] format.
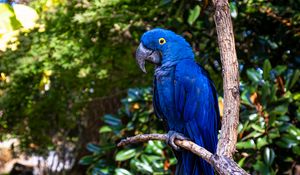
[118, 134, 212, 164]
[118, 134, 248, 175]
[213, 0, 240, 158]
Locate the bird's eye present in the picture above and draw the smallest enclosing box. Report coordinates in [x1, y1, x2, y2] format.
[159, 38, 166, 45]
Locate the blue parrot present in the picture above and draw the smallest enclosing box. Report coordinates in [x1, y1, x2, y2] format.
[135, 28, 220, 175]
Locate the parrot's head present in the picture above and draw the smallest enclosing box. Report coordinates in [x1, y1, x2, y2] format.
[135, 28, 194, 73]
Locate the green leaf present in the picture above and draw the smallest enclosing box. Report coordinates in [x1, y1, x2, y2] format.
[242, 131, 263, 140]
[229, 2, 238, 18]
[140, 154, 162, 166]
[145, 140, 163, 155]
[99, 125, 112, 133]
[251, 124, 265, 133]
[257, 136, 268, 149]
[153, 140, 165, 149]
[253, 161, 270, 175]
[278, 115, 290, 122]
[0, 4, 22, 32]
[287, 125, 300, 137]
[236, 139, 256, 149]
[264, 147, 275, 166]
[79, 155, 95, 165]
[289, 69, 300, 89]
[238, 156, 247, 167]
[273, 65, 287, 75]
[115, 168, 133, 175]
[246, 68, 261, 83]
[159, 0, 171, 6]
[134, 161, 153, 173]
[263, 59, 272, 80]
[248, 113, 258, 121]
[261, 82, 271, 105]
[293, 92, 300, 101]
[13, 4, 39, 29]
[268, 128, 280, 139]
[188, 5, 201, 25]
[115, 149, 136, 161]
[292, 146, 300, 156]
[86, 143, 101, 153]
[276, 134, 298, 148]
[92, 168, 107, 175]
[103, 114, 122, 126]
[241, 91, 252, 106]
[270, 104, 288, 115]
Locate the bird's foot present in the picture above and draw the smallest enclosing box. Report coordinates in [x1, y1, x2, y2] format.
[167, 130, 190, 151]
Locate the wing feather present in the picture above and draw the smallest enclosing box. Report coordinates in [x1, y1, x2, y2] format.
[175, 60, 220, 175]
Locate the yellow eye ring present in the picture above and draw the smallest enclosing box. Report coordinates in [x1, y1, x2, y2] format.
[159, 38, 166, 45]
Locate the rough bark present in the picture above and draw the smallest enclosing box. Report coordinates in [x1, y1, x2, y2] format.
[118, 0, 245, 174]
[213, 0, 240, 158]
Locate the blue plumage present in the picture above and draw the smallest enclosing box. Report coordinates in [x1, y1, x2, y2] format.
[136, 28, 220, 175]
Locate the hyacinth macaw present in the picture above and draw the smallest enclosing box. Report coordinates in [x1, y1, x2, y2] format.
[135, 28, 220, 175]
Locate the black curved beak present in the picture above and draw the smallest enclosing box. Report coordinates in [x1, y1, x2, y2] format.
[135, 43, 161, 73]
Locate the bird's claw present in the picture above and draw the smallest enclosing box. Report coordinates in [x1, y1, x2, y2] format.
[167, 131, 190, 151]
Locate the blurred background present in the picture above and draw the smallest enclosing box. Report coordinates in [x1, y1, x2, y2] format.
[0, 0, 299, 174]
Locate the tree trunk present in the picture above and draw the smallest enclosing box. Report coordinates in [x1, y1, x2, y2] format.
[213, 0, 240, 158]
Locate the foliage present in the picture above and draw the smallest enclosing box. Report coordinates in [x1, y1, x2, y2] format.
[0, 0, 154, 151]
[80, 88, 176, 175]
[237, 60, 300, 174]
[0, 0, 299, 174]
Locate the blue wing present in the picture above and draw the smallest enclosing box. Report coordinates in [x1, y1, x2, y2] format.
[153, 78, 170, 130]
[174, 59, 220, 175]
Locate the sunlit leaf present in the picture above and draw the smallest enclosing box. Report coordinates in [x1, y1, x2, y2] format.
[246, 68, 261, 83]
[257, 136, 268, 149]
[145, 140, 163, 155]
[242, 131, 263, 140]
[236, 139, 256, 149]
[287, 125, 300, 137]
[0, 4, 21, 32]
[264, 147, 275, 166]
[188, 5, 200, 25]
[115, 149, 136, 161]
[251, 124, 265, 133]
[13, 4, 39, 29]
[115, 168, 133, 175]
[134, 160, 153, 173]
[99, 125, 113, 133]
[229, 2, 238, 18]
[238, 156, 247, 167]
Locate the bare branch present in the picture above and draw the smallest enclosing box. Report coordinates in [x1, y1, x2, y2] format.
[118, 134, 249, 175]
[213, 0, 240, 157]
[118, 134, 212, 164]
